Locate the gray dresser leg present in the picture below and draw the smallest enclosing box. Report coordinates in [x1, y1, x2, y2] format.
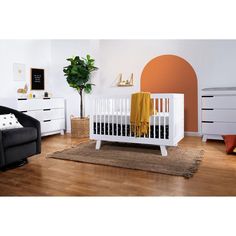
[202, 135, 207, 142]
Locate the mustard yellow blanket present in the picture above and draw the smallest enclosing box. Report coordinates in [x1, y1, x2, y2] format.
[130, 92, 153, 137]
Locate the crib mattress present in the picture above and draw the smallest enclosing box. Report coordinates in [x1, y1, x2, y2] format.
[93, 122, 169, 139]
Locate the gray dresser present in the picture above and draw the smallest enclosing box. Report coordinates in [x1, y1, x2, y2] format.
[202, 87, 236, 141]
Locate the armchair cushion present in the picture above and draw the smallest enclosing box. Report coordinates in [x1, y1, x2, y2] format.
[2, 127, 38, 148]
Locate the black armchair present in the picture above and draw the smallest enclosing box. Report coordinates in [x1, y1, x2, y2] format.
[0, 106, 41, 169]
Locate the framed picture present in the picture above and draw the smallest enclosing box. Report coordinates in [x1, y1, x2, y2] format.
[31, 68, 45, 90]
[13, 63, 26, 81]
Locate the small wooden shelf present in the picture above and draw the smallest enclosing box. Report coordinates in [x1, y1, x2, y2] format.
[117, 73, 134, 87]
[117, 84, 134, 87]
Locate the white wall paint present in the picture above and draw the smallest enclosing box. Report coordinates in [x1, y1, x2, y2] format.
[1, 40, 236, 134]
[50, 40, 100, 132]
[0, 40, 52, 107]
[99, 40, 236, 132]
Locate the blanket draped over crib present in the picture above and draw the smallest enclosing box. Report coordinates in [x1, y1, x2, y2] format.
[130, 92, 154, 137]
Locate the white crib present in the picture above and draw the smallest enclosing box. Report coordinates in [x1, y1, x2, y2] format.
[89, 93, 184, 156]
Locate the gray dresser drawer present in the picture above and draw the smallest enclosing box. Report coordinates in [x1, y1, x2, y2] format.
[202, 95, 236, 109]
[202, 109, 236, 122]
[202, 122, 236, 135]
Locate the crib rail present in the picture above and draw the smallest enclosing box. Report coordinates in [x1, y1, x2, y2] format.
[89, 94, 184, 146]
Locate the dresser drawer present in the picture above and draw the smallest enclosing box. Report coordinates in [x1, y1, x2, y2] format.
[24, 109, 65, 121]
[18, 98, 64, 111]
[202, 109, 236, 122]
[202, 122, 236, 135]
[202, 96, 236, 109]
[41, 119, 65, 134]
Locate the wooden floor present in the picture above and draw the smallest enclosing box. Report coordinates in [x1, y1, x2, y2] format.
[0, 134, 236, 196]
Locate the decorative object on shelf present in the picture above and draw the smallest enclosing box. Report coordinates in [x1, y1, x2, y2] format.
[44, 91, 49, 97]
[31, 68, 45, 90]
[117, 73, 134, 87]
[117, 73, 124, 85]
[17, 84, 28, 98]
[13, 63, 25, 81]
[63, 55, 98, 138]
[28, 93, 33, 99]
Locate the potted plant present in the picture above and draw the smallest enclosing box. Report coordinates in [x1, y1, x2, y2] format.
[63, 55, 98, 138]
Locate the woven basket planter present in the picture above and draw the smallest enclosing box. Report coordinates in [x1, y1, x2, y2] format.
[71, 116, 89, 138]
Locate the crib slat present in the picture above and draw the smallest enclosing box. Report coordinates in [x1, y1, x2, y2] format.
[96, 98, 98, 134]
[116, 99, 118, 136]
[106, 99, 108, 135]
[120, 98, 122, 136]
[106, 98, 108, 135]
[101, 99, 103, 134]
[112, 99, 114, 136]
[104, 98, 107, 135]
[92, 99, 98, 134]
[148, 99, 152, 138]
[129, 98, 132, 137]
[153, 98, 156, 139]
[91, 98, 94, 135]
[163, 98, 166, 139]
[108, 99, 110, 136]
[102, 98, 104, 135]
[158, 98, 161, 139]
[104, 98, 106, 135]
[167, 98, 169, 139]
[99, 99, 102, 135]
[125, 98, 127, 136]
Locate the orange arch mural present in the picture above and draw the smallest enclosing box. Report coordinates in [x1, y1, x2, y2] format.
[141, 55, 198, 132]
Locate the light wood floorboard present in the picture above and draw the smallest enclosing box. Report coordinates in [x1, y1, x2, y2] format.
[0, 134, 236, 196]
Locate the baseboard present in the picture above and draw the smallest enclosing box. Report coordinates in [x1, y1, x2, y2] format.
[184, 131, 201, 137]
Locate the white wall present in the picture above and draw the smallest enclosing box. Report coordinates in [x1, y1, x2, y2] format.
[1, 39, 236, 134]
[98, 40, 236, 132]
[0, 40, 52, 107]
[50, 40, 100, 132]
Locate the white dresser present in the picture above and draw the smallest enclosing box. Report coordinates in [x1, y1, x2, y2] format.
[17, 98, 65, 136]
[201, 87, 236, 141]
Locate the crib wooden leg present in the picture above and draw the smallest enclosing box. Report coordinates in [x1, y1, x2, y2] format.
[96, 140, 102, 150]
[160, 146, 167, 156]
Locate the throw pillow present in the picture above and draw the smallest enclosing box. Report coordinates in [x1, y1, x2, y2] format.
[0, 113, 23, 130]
[222, 135, 236, 154]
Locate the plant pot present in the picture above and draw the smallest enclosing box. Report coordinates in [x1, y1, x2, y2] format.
[71, 116, 89, 138]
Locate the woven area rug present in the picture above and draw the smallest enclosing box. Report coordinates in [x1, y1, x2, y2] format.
[47, 141, 204, 178]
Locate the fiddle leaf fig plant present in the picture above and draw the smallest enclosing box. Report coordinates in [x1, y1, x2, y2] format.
[63, 55, 98, 118]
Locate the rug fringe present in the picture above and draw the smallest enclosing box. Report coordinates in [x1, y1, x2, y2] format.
[46, 140, 91, 158]
[184, 150, 205, 179]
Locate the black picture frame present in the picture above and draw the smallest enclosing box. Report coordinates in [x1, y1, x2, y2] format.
[31, 68, 45, 90]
